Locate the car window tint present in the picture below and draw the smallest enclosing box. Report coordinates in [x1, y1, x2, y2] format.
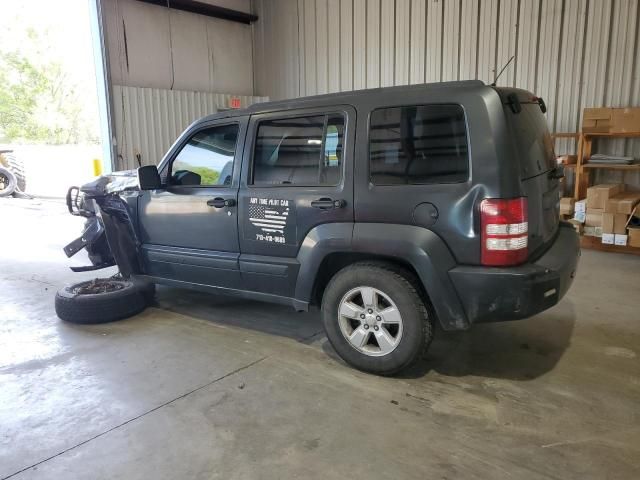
[369, 105, 468, 185]
[171, 124, 239, 186]
[252, 114, 344, 186]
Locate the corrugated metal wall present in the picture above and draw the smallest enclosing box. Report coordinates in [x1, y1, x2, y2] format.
[112, 85, 268, 170]
[252, 0, 640, 185]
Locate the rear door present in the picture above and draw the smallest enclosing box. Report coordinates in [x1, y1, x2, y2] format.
[501, 93, 560, 256]
[237, 106, 355, 298]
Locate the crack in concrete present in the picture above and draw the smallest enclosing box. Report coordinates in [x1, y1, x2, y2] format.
[1, 356, 268, 480]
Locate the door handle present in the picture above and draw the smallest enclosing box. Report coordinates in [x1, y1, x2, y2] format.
[207, 197, 236, 208]
[311, 198, 345, 210]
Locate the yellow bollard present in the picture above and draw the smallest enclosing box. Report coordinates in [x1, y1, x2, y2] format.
[93, 159, 102, 177]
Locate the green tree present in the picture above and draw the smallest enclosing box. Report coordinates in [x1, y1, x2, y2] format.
[0, 28, 98, 144]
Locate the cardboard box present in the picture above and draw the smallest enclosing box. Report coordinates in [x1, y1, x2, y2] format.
[583, 108, 613, 133]
[557, 155, 577, 165]
[560, 197, 575, 216]
[602, 212, 629, 234]
[605, 192, 640, 214]
[585, 208, 604, 227]
[573, 211, 586, 223]
[614, 234, 628, 246]
[602, 212, 614, 233]
[583, 107, 640, 134]
[629, 227, 640, 248]
[568, 219, 584, 234]
[614, 214, 629, 234]
[601, 233, 615, 245]
[584, 226, 603, 237]
[586, 184, 624, 209]
[611, 108, 640, 134]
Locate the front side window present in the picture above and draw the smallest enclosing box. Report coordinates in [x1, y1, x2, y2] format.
[252, 113, 345, 186]
[170, 124, 239, 186]
[369, 104, 468, 185]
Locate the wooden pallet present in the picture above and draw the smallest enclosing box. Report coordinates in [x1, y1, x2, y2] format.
[580, 235, 640, 255]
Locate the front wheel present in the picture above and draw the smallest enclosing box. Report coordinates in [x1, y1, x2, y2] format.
[322, 262, 433, 375]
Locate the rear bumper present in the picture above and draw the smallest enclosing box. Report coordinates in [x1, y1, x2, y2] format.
[448, 222, 580, 324]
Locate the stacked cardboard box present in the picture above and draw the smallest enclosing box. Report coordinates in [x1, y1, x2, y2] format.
[573, 199, 586, 224]
[560, 197, 575, 216]
[629, 227, 640, 248]
[569, 184, 640, 246]
[583, 107, 640, 134]
[599, 189, 640, 246]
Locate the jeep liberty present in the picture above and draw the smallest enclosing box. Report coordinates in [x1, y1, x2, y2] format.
[61, 81, 580, 375]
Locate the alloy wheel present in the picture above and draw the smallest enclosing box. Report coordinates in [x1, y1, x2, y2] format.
[337, 286, 403, 357]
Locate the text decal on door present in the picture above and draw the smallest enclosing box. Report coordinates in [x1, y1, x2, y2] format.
[245, 197, 296, 244]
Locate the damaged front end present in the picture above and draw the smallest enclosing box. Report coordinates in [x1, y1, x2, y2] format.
[64, 171, 142, 276]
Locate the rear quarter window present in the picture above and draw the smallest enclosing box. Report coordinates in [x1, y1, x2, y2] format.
[369, 104, 469, 185]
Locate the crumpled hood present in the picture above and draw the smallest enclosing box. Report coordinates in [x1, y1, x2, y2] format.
[80, 170, 139, 197]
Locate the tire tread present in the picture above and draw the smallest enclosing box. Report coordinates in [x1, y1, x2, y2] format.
[322, 261, 434, 375]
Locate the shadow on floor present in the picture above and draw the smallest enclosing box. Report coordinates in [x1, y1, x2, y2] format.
[155, 286, 324, 342]
[397, 300, 576, 381]
[156, 286, 576, 382]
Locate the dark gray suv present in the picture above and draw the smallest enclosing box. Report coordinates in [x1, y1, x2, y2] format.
[60, 81, 580, 375]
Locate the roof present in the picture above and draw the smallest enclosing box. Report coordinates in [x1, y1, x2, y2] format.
[199, 80, 486, 123]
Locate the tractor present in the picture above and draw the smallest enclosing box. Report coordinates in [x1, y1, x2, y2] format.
[0, 149, 26, 197]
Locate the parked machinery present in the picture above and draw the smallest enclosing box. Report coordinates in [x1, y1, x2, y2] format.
[0, 149, 26, 197]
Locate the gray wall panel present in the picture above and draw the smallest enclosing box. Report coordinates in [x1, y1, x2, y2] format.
[113, 85, 267, 170]
[340, 0, 354, 91]
[425, 0, 443, 83]
[103, 0, 253, 94]
[381, 0, 395, 87]
[252, 0, 640, 166]
[353, 0, 367, 90]
[366, 0, 381, 88]
[409, 0, 426, 84]
[395, 0, 410, 85]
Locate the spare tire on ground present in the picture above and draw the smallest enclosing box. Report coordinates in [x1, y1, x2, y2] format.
[55, 277, 155, 324]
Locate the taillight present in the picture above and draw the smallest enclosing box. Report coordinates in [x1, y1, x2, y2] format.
[480, 197, 528, 266]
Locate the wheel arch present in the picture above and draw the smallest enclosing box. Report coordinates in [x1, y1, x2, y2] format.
[295, 223, 470, 330]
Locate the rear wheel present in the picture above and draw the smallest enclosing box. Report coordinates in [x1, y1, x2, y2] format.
[322, 262, 433, 375]
[0, 167, 17, 197]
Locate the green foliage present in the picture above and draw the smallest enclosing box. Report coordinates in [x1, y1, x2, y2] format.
[173, 161, 220, 185]
[0, 28, 99, 144]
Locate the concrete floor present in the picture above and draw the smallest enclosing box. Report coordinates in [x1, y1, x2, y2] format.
[1, 197, 639, 480]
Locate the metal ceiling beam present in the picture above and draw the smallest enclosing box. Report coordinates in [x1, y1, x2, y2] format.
[136, 0, 258, 24]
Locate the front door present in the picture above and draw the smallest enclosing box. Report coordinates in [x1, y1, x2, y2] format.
[237, 106, 355, 298]
[137, 118, 247, 289]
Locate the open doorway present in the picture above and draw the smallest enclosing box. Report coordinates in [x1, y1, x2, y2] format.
[0, 0, 103, 198]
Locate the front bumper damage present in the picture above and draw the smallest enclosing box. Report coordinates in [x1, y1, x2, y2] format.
[63, 172, 141, 275]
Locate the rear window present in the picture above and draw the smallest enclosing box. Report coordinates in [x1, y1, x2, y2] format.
[252, 114, 344, 186]
[506, 104, 556, 179]
[369, 104, 469, 185]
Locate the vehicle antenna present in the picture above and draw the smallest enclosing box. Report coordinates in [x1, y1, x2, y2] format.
[491, 55, 515, 86]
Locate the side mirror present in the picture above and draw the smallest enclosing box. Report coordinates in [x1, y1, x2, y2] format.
[137, 165, 161, 190]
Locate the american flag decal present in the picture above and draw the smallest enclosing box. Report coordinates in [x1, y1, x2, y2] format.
[248, 204, 289, 235]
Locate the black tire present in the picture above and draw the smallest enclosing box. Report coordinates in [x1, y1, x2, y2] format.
[322, 262, 434, 376]
[0, 166, 17, 197]
[55, 278, 148, 324]
[5, 153, 26, 192]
